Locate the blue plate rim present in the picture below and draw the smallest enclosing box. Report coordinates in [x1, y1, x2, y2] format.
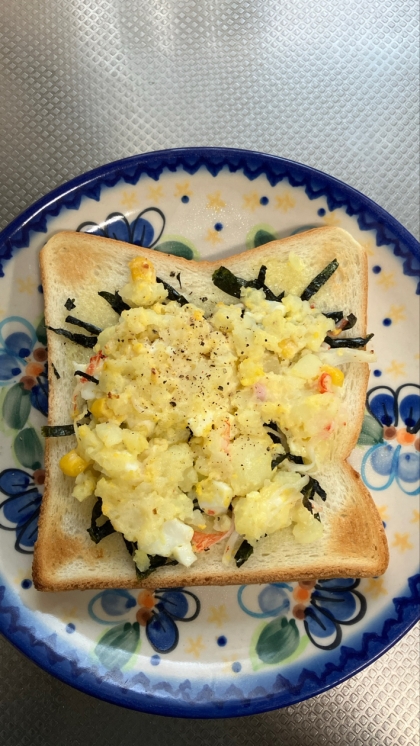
[0, 147, 419, 718]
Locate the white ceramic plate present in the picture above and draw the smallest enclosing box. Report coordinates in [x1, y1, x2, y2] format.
[0, 148, 418, 717]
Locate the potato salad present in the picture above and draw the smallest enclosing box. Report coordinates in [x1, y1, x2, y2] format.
[58, 255, 362, 574]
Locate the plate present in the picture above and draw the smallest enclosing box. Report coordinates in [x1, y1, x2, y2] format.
[0, 148, 419, 718]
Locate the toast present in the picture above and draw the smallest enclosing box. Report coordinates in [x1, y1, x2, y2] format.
[33, 227, 389, 591]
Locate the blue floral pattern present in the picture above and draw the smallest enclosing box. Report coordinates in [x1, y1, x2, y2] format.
[302, 579, 367, 650]
[0, 468, 44, 552]
[0, 148, 418, 716]
[238, 578, 366, 662]
[360, 384, 420, 495]
[89, 587, 200, 668]
[77, 208, 165, 248]
[0, 316, 48, 417]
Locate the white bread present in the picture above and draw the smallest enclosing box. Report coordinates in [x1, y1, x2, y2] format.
[33, 227, 389, 591]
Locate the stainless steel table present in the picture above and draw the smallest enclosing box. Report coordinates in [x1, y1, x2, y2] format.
[1, 1, 419, 743]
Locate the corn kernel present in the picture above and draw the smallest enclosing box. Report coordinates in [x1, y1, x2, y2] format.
[129, 257, 155, 282]
[278, 340, 298, 359]
[321, 365, 345, 387]
[90, 397, 111, 420]
[238, 358, 264, 386]
[59, 449, 89, 477]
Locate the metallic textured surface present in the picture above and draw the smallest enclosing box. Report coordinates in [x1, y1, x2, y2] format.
[0, 625, 419, 744]
[0, 0, 419, 741]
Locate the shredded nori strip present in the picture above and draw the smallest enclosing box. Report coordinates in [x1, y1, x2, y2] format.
[98, 290, 130, 315]
[52, 363, 60, 380]
[265, 423, 303, 466]
[87, 498, 116, 544]
[234, 540, 254, 568]
[325, 333, 374, 348]
[156, 277, 189, 306]
[47, 326, 97, 348]
[124, 538, 138, 555]
[74, 370, 99, 384]
[122, 536, 179, 579]
[301, 477, 327, 521]
[288, 454, 304, 465]
[324, 311, 343, 322]
[256, 265, 267, 285]
[193, 497, 204, 513]
[301, 259, 339, 301]
[270, 452, 303, 468]
[212, 266, 283, 302]
[65, 298, 76, 311]
[265, 422, 283, 444]
[135, 553, 179, 581]
[311, 477, 327, 501]
[212, 266, 251, 298]
[65, 315, 102, 335]
[271, 454, 287, 469]
[41, 424, 75, 437]
[254, 265, 280, 301]
[342, 313, 357, 330]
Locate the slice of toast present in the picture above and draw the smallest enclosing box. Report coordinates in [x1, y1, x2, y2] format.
[33, 227, 388, 590]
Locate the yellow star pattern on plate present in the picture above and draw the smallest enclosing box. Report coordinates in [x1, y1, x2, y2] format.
[364, 577, 388, 598]
[392, 533, 413, 552]
[322, 212, 341, 227]
[414, 353, 420, 361]
[385, 360, 406, 379]
[17, 277, 36, 294]
[14, 569, 29, 586]
[120, 190, 138, 209]
[411, 510, 420, 524]
[174, 181, 192, 198]
[207, 605, 228, 627]
[60, 605, 79, 621]
[185, 636, 205, 658]
[221, 656, 235, 674]
[205, 228, 223, 245]
[361, 239, 375, 256]
[275, 192, 295, 212]
[377, 271, 395, 289]
[377, 505, 388, 522]
[388, 304, 406, 323]
[0, 307, 5, 318]
[243, 192, 260, 212]
[147, 184, 164, 203]
[206, 191, 226, 211]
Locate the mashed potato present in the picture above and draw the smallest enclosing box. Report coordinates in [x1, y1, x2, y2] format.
[62, 255, 348, 570]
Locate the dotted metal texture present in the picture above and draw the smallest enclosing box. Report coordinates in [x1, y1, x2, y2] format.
[0, 625, 418, 745]
[0, 0, 419, 741]
[0, 0, 419, 239]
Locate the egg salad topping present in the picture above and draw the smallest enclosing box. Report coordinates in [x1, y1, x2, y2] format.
[60, 255, 358, 573]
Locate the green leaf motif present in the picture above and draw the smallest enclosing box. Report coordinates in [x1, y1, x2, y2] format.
[95, 622, 140, 669]
[36, 316, 47, 346]
[154, 241, 194, 260]
[256, 616, 300, 664]
[246, 223, 277, 250]
[14, 427, 44, 470]
[252, 229, 276, 248]
[3, 384, 31, 430]
[358, 412, 384, 446]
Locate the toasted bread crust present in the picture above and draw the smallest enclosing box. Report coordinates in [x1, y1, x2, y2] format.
[33, 227, 388, 591]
